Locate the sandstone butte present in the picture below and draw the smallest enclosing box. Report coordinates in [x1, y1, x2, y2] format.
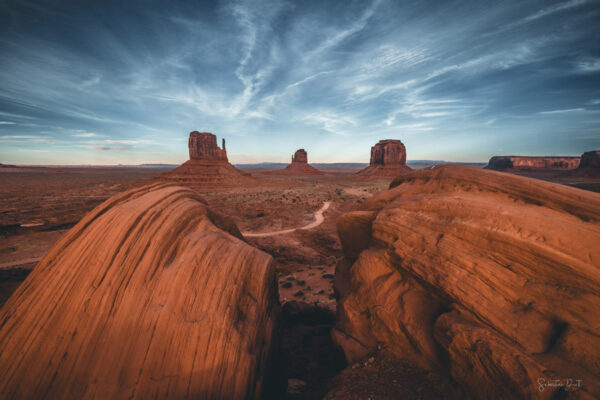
[357, 139, 412, 176]
[267, 148, 325, 176]
[159, 131, 259, 187]
[0, 183, 280, 399]
[486, 155, 581, 170]
[333, 165, 600, 399]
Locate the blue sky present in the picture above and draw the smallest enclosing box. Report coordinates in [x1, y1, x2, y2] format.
[0, 0, 599, 165]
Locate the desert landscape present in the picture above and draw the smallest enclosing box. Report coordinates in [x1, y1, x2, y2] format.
[1, 1, 599, 399]
[1, 131, 599, 399]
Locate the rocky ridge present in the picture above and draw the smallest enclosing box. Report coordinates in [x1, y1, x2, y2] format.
[0, 183, 280, 399]
[334, 165, 600, 399]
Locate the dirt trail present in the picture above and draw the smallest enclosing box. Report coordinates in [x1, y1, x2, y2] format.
[242, 201, 331, 238]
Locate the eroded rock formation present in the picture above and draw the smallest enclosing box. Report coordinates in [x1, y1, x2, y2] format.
[267, 148, 324, 176]
[0, 183, 279, 399]
[486, 155, 581, 170]
[357, 139, 412, 176]
[189, 131, 228, 161]
[334, 165, 600, 399]
[291, 149, 308, 164]
[160, 131, 259, 187]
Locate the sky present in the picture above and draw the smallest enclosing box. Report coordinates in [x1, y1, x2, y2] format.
[0, 0, 599, 165]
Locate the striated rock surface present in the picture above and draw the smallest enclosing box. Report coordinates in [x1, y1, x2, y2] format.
[160, 131, 259, 187]
[0, 183, 279, 399]
[189, 131, 228, 161]
[357, 139, 412, 177]
[486, 155, 581, 170]
[267, 148, 325, 176]
[334, 165, 600, 399]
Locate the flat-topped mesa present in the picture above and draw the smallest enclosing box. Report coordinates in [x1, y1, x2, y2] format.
[486, 156, 580, 171]
[357, 139, 412, 177]
[189, 131, 228, 162]
[369, 139, 407, 166]
[291, 149, 308, 164]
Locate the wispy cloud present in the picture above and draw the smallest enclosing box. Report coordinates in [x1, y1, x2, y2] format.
[539, 108, 586, 115]
[0, 0, 598, 164]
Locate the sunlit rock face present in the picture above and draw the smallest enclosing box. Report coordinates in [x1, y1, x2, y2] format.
[0, 183, 280, 400]
[486, 155, 581, 170]
[188, 131, 228, 161]
[357, 139, 411, 176]
[334, 165, 600, 399]
[369, 139, 406, 166]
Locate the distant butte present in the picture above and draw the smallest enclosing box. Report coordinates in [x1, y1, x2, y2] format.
[267, 148, 325, 176]
[357, 139, 412, 176]
[568, 150, 600, 178]
[158, 131, 259, 187]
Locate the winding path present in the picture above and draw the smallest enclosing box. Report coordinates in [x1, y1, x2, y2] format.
[242, 201, 331, 238]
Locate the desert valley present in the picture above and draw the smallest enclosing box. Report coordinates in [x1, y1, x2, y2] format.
[1, 131, 599, 399]
[1, 1, 599, 399]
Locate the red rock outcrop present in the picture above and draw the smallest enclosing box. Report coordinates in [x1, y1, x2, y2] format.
[159, 131, 259, 187]
[291, 148, 308, 164]
[0, 183, 279, 399]
[486, 155, 581, 170]
[334, 165, 600, 399]
[189, 131, 228, 161]
[266, 149, 325, 176]
[357, 139, 412, 177]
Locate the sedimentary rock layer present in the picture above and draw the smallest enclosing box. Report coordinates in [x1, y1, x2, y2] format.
[357, 139, 412, 176]
[160, 159, 259, 186]
[0, 183, 279, 399]
[334, 165, 600, 399]
[189, 131, 228, 161]
[159, 131, 259, 187]
[486, 155, 581, 170]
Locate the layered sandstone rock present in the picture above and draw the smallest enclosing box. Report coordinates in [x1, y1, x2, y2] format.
[267, 148, 324, 176]
[357, 139, 412, 176]
[486, 155, 581, 170]
[0, 183, 279, 399]
[189, 131, 228, 161]
[160, 131, 259, 187]
[334, 165, 600, 399]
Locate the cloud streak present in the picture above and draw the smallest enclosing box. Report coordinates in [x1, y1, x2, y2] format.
[0, 0, 599, 164]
